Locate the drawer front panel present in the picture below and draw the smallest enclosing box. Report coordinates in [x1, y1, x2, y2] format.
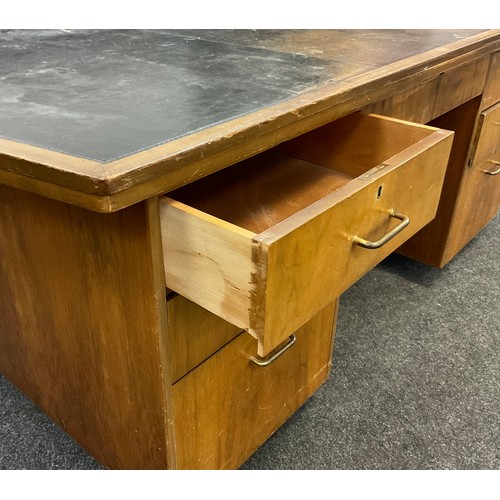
[167, 294, 243, 383]
[472, 101, 500, 165]
[363, 56, 489, 124]
[449, 101, 500, 253]
[256, 133, 452, 355]
[171, 301, 337, 470]
[481, 52, 500, 110]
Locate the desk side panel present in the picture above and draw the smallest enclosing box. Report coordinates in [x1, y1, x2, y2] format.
[0, 186, 173, 469]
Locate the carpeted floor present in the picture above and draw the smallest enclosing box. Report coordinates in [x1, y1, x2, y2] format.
[1, 213, 499, 470]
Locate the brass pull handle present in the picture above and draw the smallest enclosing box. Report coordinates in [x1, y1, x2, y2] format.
[250, 335, 296, 367]
[480, 160, 500, 176]
[352, 209, 410, 249]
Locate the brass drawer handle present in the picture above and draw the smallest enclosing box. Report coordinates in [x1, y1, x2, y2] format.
[250, 334, 296, 367]
[352, 209, 410, 249]
[480, 160, 500, 176]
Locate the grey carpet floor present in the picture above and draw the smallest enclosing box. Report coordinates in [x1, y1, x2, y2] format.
[1, 213, 499, 470]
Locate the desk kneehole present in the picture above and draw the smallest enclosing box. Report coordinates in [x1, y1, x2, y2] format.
[160, 112, 454, 357]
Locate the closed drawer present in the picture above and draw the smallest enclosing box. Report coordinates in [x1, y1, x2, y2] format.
[481, 52, 500, 110]
[171, 301, 337, 470]
[363, 56, 490, 124]
[457, 101, 500, 243]
[167, 294, 242, 383]
[160, 113, 453, 356]
[472, 101, 500, 167]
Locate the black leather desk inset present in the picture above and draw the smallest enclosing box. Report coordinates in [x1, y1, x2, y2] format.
[0, 29, 484, 163]
[0, 30, 343, 162]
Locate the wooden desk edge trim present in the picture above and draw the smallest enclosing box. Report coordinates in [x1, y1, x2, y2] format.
[0, 30, 499, 213]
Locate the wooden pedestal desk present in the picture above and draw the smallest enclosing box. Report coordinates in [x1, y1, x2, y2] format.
[0, 30, 499, 469]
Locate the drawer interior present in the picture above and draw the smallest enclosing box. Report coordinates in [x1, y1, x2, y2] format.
[168, 113, 434, 233]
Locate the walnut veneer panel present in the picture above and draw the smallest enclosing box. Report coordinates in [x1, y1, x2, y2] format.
[0, 186, 174, 469]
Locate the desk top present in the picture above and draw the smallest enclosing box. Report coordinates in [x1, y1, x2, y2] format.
[1, 29, 499, 212]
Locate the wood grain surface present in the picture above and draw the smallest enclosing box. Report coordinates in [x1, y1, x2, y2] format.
[161, 113, 453, 356]
[160, 199, 255, 332]
[167, 294, 243, 383]
[0, 186, 174, 469]
[397, 98, 482, 267]
[481, 51, 500, 110]
[363, 56, 489, 124]
[443, 102, 500, 262]
[253, 124, 453, 355]
[172, 300, 338, 470]
[170, 151, 353, 233]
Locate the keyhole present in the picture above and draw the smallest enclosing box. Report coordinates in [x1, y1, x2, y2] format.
[377, 185, 383, 199]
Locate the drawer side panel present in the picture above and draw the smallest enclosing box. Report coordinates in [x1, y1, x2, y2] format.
[160, 198, 254, 330]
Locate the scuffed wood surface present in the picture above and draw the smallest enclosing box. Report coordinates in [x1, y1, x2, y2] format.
[0, 185, 174, 469]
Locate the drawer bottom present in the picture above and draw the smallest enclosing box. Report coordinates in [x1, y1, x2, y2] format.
[171, 300, 338, 470]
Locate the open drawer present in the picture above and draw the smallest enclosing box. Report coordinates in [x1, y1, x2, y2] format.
[160, 113, 453, 356]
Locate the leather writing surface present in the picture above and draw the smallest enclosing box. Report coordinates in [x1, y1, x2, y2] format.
[0, 30, 340, 162]
[0, 29, 484, 163]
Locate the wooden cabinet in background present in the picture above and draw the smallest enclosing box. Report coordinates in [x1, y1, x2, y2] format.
[443, 101, 500, 261]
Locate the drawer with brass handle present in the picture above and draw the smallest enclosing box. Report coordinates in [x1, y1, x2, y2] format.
[160, 113, 453, 356]
[472, 101, 500, 171]
[171, 301, 337, 470]
[450, 101, 500, 250]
